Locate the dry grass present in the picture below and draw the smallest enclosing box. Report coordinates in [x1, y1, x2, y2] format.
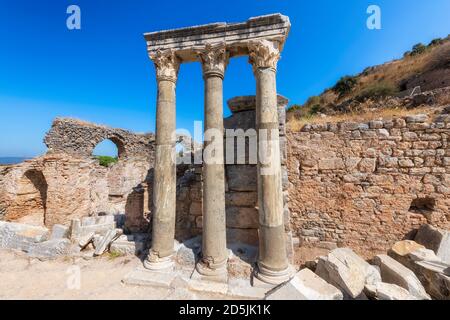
[287, 106, 439, 132]
[346, 42, 450, 101]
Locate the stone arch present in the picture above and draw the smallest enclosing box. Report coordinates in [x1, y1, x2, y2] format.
[8, 169, 48, 226]
[91, 135, 126, 160]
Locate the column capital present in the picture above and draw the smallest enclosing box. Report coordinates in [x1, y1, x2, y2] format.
[248, 39, 281, 72]
[196, 42, 229, 79]
[150, 49, 180, 83]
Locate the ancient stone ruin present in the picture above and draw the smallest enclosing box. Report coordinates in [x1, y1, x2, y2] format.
[1, 14, 449, 300]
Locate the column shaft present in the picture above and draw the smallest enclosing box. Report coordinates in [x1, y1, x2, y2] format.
[202, 75, 227, 270]
[249, 39, 291, 284]
[151, 78, 177, 259]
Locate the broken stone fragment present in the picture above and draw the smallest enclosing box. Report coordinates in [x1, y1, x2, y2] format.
[364, 282, 418, 300]
[266, 268, 343, 300]
[415, 224, 450, 264]
[315, 248, 381, 299]
[78, 232, 95, 249]
[373, 254, 430, 300]
[388, 240, 450, 300]
[93, 229, 119, 256]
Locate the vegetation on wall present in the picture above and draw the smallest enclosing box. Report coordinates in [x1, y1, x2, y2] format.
[95, 155, 118, 167]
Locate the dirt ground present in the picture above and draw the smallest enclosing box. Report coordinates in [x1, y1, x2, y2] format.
[0, 249, 229, 300]
[0, 246, 327, 300]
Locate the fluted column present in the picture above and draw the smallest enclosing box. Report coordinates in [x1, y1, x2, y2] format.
[144, 49, 180, 271]
[196, 43, 229, 276]
[248, 40, 292, 285]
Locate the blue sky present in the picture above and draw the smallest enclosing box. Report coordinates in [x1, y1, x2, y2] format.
[0, 0, 449, 157]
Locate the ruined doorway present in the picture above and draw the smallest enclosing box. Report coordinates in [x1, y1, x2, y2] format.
[9, 170, 48, 226]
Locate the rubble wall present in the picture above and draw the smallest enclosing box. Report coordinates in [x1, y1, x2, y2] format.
[287, 113, 450, 258]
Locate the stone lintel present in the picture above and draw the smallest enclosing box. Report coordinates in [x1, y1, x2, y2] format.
[227, 94, 289, 113]
[144, 14, 290, 63]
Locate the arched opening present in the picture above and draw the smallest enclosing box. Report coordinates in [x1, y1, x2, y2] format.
[92, 138, 122, 167]
[9, 170, 48, 226]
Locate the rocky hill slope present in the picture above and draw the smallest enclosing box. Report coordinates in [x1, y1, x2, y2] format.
[288, 35, 450, 125]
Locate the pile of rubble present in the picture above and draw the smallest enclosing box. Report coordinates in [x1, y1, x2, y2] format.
[267, 224, 450, 300]
[0, 214, 149, 260]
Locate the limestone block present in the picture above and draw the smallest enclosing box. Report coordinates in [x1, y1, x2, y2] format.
[110, 239, 146, 256]
[94, 229, 120, 256]
[78, 232, 95, 249]
[315, 248, 380, 298]
[415, 224, 450, 264]
[388, 240, 450, 299]
[226, 165, 257, 192]
[406, 114, 428, 123]
[373, 254, 430, 300]
[225, 192, 257, 207]
[50, 224, 70, 240]
[226, 206, 258, 229]
[28, 239, 72, 259]
[227, 228, 258, 246]
[266, 268, 343, 300]
[0, 221, 49, 243]
[364, 282, 418, 300]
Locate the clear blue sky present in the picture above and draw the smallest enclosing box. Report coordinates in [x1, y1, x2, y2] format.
[0, 0, 449, 157]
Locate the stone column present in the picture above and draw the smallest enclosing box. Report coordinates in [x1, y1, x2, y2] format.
[195, 43, 229, 276]
[144, 49, 180, 271]
[248, 40, 292, 285]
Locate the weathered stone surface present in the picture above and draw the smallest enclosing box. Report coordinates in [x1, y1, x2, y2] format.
[266, 268, 343, 300]
[226, 206, 258, 229]
[287, 111, 450, 257]
[50, 224, 70, 240]
[388, 240, 450, 300]
[226, 165, 257, 192]
[0, 221, 49, 242]
[110, 239, 146, 256]
[78, 232, 95, 249]
[28, 239, 72, 259]
[315, 248, 380, 298]
[373, 254, 430, 299]
[364, 282, 418, 300]
[415, 224, 450, 264]
[94, 229, 119, 256]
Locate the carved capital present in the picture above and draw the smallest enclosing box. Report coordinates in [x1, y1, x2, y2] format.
[150, 49, 180, 83]
[197, 43, 229, 79]
[248, 40, 280, 72]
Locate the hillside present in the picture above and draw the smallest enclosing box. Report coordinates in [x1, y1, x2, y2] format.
[287, 35, 450, 128]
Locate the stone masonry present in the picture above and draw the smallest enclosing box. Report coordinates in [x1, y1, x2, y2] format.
[287, 112, 450, 258]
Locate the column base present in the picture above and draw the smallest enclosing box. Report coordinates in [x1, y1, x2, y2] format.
[252, 263, 295, 287]
[143, 252, 174, 272]
[195, 258, 228, 278]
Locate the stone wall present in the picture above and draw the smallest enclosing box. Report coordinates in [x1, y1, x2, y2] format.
[1, 118, 155, 228]
[44, 118, 155, 159]
[287, 112, 450, 258]
[175, 95, 293, 259]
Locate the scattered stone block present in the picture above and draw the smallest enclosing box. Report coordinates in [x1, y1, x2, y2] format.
[364, 282, 418, 300]
[388, 240, 450, 300]
[415, 224, 450, 264]
[315, 248, 380, 299]
[0, 221, 49, 252]
[93, 229, 120, 256]
[122, 266, 176, 288]
[266, 268, 343, 300]
[50, 224, 70, 240]
[110, 238, 146, 256]
[28, 239, 72, 259]
[373, 254, 430, 300]
[78, 232, 95, 249]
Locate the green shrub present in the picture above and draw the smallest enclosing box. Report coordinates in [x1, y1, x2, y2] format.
[332, 76, 358, 97]
[410, 43, 427, 56]
[429, 38, 444, 47]
[95, 155, 118, 167]
[287, 104, 301, 113]
[310, 104, 325, 115]
[356, 82, 398, 101]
